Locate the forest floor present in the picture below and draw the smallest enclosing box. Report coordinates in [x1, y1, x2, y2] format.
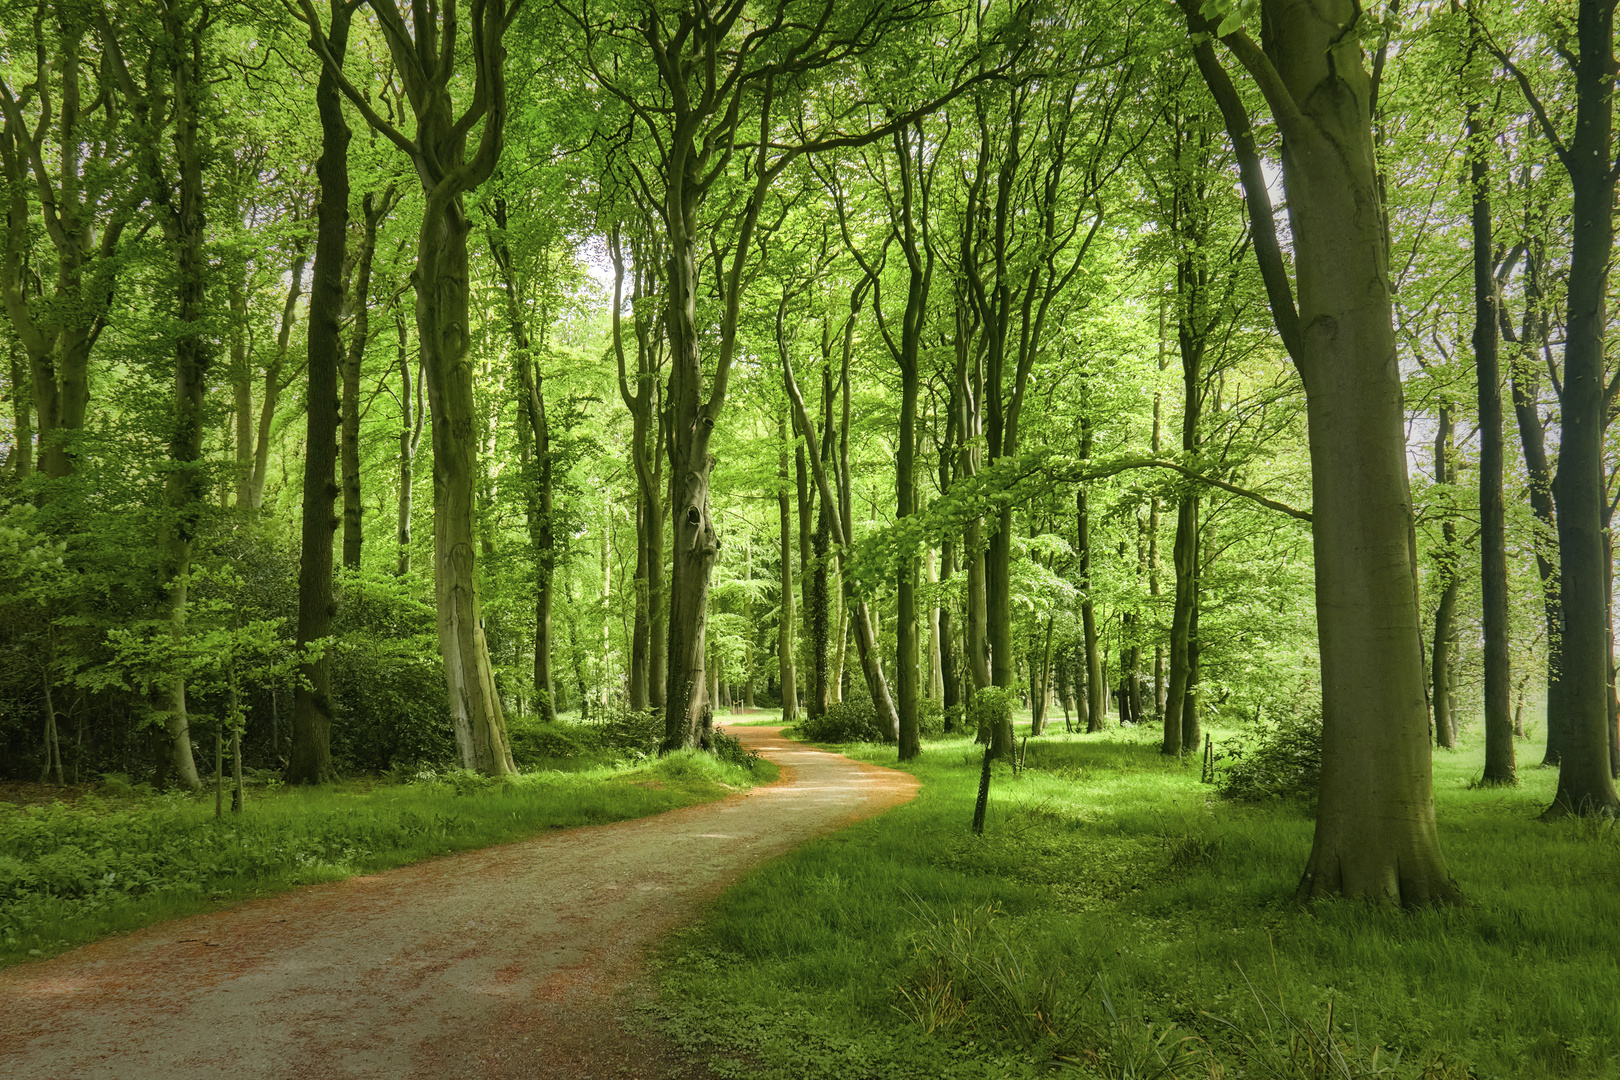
[0, 727, 916, 1080]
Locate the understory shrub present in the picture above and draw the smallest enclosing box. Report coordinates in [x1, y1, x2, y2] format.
[1214, 708, 1322, 804]
[505, 716, 605, 769]
[710, 727, 763, 772]
[797, 695, 887, 743]
[598, 706, 663, 757]
[918, 697, 945, 738]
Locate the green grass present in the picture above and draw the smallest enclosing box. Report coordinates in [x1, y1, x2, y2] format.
[654, 716, 1620, 1079]
[0, 749, 776, 969]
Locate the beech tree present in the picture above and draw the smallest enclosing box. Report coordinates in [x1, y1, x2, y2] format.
[295, 0, 522, 775]
[1179, 0, 1461, 904]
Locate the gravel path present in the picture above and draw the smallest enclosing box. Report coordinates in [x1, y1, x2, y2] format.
[0, 727, 918, 1080]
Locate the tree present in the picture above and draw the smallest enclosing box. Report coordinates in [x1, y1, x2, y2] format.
[0, 0, 133, 485]
[1179, 0, 1460, 904]
[287, 0, 352, 785]
[296, 0, 522, 775]
[1485, 0, 1620, 816]
[570, 0, 978, 750]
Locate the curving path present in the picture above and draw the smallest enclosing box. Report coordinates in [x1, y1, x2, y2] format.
[0, 727, 918, 1080]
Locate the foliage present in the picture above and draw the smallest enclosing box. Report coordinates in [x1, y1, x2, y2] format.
[968, 686, 1018, 744]
[710, 727, 764, 772]
[1214, 708, 1324, 805]
[796, 697, 887, 744]
[328, 569, 455, 773]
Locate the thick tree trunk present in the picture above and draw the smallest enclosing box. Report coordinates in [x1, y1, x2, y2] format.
[1543, 0, 1620, 818]
[1183, 0, 1458, 902]
[288, 2, 350, 785]
[420, 205, 513, 773]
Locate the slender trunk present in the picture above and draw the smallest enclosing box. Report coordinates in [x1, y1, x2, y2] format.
[229, 278, 252, 507]
[1432, 401, 1460, 750]
[248, 251, 307, 511]
[288, 1, 350, 784]
[1468, 30, 1513, 783]
[6, 334, 30, 479]
[394, 308, 421, 578]
[782, 335, 899, 739]
[778, 411, 798, 723]
[342, 192, 385, 571]
[1077, 420, 1105, 731]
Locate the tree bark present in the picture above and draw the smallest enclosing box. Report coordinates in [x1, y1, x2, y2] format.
[1431, 400, 1460, 751]
[1467, 17, 1514, 784]
[303, 0, 521, 773]
[342, 191, 390, 571]
[777, 410, 798, 724]
[1541, 0, 1620, 817]
[288, 0, 350, 785]
[393, 306, 423, 578]
[1183, 0, 1459, 902]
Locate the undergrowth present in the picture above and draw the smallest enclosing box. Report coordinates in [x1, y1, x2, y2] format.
[654, 719, 1619, 1080]
[0, 742, 775, 967]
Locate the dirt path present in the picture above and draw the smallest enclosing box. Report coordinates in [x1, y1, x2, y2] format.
[0, 727, 917, 1080]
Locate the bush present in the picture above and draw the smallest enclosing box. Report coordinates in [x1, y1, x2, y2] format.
[598, 706, 663, 758]
[710, 727, 763, 772]
[505, 717, 604, 769]
[918, 697, 946, 738]
[796, 695, 887, 743]
[1214, 708, 1322, 804]
[969, 686, 1017, 744]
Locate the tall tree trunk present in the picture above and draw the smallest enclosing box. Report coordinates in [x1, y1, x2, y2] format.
[6, 314, 31, 480]
[394, 307, 422, 578]
[777, 410, 798, 724]
[1182, 0, 1459, 902]
[288, 0, 350, 785]
[1077, 418, 1106, 731]
[782, 336, 900, 740]
[1467, 20, 1514, 784]
[247, 248, 307, 511]
[1543, 0, 1620, 817]
[146, 3, 210, 790]
[1503, 246, 1562, 766]
[1431, 400, 1460, 751]
[342, 190, 389, 571]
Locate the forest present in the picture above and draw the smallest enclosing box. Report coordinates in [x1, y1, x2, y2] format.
[1, 0, 1618, 1075]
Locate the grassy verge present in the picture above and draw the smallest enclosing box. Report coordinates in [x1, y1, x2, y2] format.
[653, 719, 1619, 1079]
[1, 748, 776, 969]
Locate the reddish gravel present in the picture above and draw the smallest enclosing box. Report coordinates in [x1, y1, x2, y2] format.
[0, 727, 918, 1080]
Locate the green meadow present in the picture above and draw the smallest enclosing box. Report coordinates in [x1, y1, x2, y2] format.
[654, 718, 1619, 1080]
